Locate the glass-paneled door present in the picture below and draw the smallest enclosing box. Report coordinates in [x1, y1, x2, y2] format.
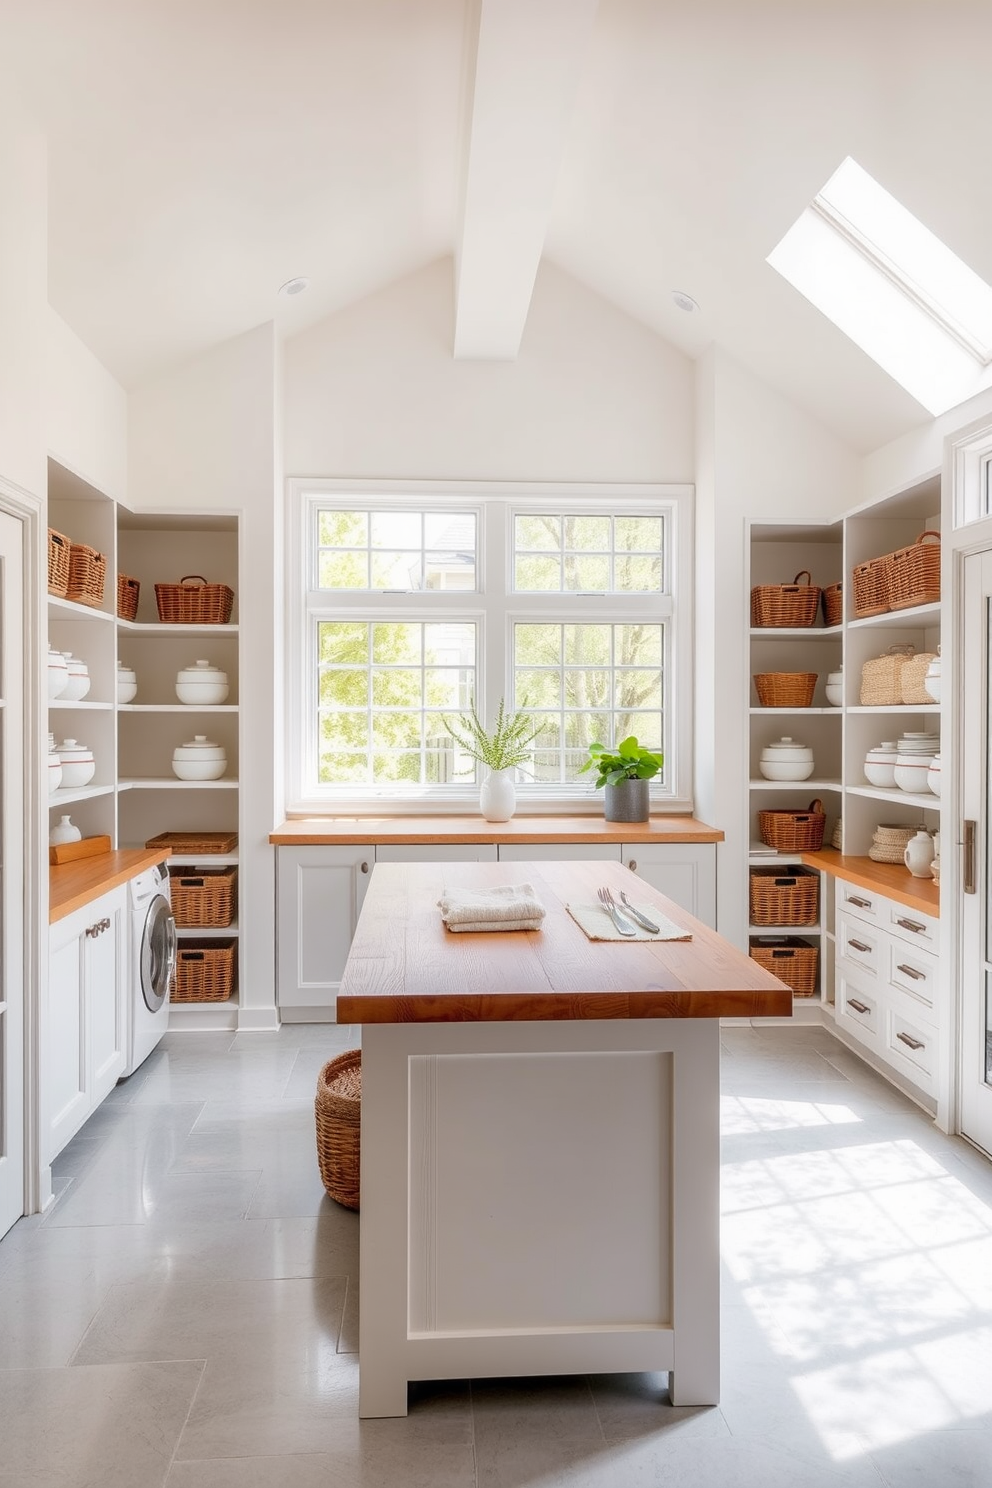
[960, 548, 992, 1156]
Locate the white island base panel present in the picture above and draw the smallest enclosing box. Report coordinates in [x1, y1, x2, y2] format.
[358, 1017, 720, 1417]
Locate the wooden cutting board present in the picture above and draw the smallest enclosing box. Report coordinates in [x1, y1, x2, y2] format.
[49, 834, 112, 865]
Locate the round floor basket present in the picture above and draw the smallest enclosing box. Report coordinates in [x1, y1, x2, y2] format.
[316, 1049, 361, 1211]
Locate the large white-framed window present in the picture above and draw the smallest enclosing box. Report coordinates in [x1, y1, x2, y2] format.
[286, 480, 693, 813]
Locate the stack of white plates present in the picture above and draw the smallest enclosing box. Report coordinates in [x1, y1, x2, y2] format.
[894, 731, 939, 754]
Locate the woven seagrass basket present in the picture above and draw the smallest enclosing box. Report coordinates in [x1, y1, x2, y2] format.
[316, 1049, 361, 1210]
[66, 543, 107, 608]
[899, 652, 939, 706]
[821, 582, 843, 627]
[155, 575, 235, 625]
[750, 570, 822, 628]
[749, 937, 819, 997]
[168, 866, 237, 928]
[47, 528, 70, 597]
[117, 573, 140, 620]
[754, 672, 817, 708]
[170, 938, 236, 1002]
[885, 531, 940, 611]
[860, 646, 916, 707]
[758, 798, 826, 853]
[852, 556, 889, 618]
[749, 866, 820, 926]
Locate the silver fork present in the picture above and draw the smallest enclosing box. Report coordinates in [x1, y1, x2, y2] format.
[597, 886, 637, 936]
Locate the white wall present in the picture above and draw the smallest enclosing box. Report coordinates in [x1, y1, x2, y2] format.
[46, 310, 128, 501]
[696, 348, 861, 945]
[0, 127, 46, 500]
[861, 383, 992, 507]
[285, 256, 694, 481]
[128, 323, 280, 1028]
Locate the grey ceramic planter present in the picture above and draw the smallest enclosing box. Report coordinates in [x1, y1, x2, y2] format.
[603, 778, 650, 822]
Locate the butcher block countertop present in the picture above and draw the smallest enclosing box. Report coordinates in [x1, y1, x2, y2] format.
[270, 814, 723, 845]
[337, 858, 791, 1025]
[799, 848, 939, 915]
[50, 848, 170, 924]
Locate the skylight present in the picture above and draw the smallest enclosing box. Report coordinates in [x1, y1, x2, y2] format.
[768, 157, 992, 416]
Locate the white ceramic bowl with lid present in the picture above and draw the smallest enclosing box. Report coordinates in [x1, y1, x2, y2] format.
[758, 736, 814, 781]
[894, 755, 934, 793]
[59, 654, 91, 702]
[48, 646, 69, 700]
[117, 661, 137, 704]
[172, 734, 227, 781]
[176, 660, 229, 706]
[55, 738, 96, 788]
[927, 754, 941, 796]
[864, 743, 898, 788]
[825, 669, 844, 707]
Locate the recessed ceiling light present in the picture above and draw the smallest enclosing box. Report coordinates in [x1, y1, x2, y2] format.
[278, 276, 310, 298]
[671, 290, 699, 313]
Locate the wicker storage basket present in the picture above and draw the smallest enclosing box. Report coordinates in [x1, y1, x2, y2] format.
[171, 938, 237, 1002]
[860, 646, 916, 706]
[47, 528, 70, 597]
[885, 530, 940, 611]
[117, 573, 140, 620]
[758, 798, 826, 853]
[852, 556, 889, 618]
[821, 582, 843, 627]
[899, 652, 939, 706]
[750, 570, 822, 628]
[155, 575, 235, 625]
[168, 866, 237, 928]
[315, 1049, 361, 1210]
[146, 829, 238, 854]
[65, 543, 107, 608]
[749, 866, 820, 926]
[754, 672, 817, 708]
[749, 936, 819, 997]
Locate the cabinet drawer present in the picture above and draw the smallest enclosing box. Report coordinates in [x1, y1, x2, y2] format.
[836, 881, 880, 923]
[885, 1007, 936, 1092]
[886, 903, 939, 955]
[836, 911, 882, 978]
[836, 975, 880, 1051]
[887, 942, 938, 1018]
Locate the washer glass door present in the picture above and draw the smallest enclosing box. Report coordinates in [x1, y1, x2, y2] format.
[141, 895, 177, 1012]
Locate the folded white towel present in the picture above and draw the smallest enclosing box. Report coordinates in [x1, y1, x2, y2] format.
[438, 883, 546, 933]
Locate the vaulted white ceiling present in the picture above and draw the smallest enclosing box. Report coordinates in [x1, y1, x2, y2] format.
[4, 0, 991, 453]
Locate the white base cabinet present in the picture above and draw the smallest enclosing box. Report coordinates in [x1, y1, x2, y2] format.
[46, 885, 127, 1160]
[276, 839, 717, 1018]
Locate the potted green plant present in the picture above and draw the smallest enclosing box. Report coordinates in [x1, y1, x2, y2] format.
[579, 737, 664, 822]
[443, 698, 540, 821]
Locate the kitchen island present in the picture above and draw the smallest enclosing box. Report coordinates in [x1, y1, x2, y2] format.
[337, 857, 791, 1418]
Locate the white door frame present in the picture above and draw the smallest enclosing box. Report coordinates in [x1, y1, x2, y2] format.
[0, 473, 44, 1218]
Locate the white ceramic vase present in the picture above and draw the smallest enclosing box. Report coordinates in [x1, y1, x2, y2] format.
[49, 814, 82, 846]
[903, 828, 935, 878]
[480, 767, 516, 822]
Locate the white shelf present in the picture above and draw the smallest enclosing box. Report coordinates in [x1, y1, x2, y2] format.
[847, 603, 940, 630]
[120, 777, 239, 789]
[119, 704, 238, 713]
[118, 619, 239, 636]
[749, 707, 841, 716]
[749, 923, 823, 935]
[749, 778, 841, 791]
[48, 596, 115, 623]
[48, 783, 115, 806]
[750, 626, 843, 639]
[157, 852, 239, 866]
[846, 704, 940, 715]
[176, 922, 239, 938]
[49, 699, 114, 710]
[846, 784, 940, 810]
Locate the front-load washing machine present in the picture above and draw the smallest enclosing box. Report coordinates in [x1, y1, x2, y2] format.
[122, 862, 177, 1077]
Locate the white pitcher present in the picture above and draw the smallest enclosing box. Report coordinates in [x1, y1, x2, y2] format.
[903, 828, 935, 878]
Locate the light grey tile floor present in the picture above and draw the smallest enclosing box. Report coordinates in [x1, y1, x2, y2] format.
[1, 1023, 991, 1487]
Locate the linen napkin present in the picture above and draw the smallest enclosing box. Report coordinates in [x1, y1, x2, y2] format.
[566, 901, 692, 942]
[437, 883, 546, 933]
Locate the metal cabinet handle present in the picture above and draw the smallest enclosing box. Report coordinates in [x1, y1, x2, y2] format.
[896, 918, 925, 934]
[896, 963, 925, 981]
[85, 917, 111, 938]
[628, 859, 637, 872]
[848, 998, 871, 1015]
[963, 820, 976, 895]
[360, 861, 369, 874]
[848, 938, 871, 953]
[897, 1030, 925, 1051]
[848, 895, 872, 909]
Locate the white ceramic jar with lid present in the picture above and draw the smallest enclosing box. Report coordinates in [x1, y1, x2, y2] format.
[172, 734, 227, 781]
[176, 660, 229, 706]
[825, 668, 844, 707]
[60, 653, 91, 702]
[894, 754, 934, 793]
[117, 661, 137, 704]
[758, 736, 815, 781]
[47, 732, 63, 793]
[864, 742, 898, 789]
[55, 738, 96, 788]
[48, 646, 69, 700]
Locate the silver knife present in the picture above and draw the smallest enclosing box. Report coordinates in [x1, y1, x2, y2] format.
[619, 892, 660, 934]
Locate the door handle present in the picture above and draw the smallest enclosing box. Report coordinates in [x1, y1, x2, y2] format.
[848, 998, 870, 1015]
[848, 938, 871, 953]
[963, 820, 977, 895]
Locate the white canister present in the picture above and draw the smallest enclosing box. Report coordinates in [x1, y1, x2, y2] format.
[48, 646, 69, 700]
[904, 828, 936, 879]
[176, 660, 229, 706]
[55, 738, 96, 788]
[825, 668, 844, 707]
[60, 653, 91, 702]
[172, 734, 227, 781]
[864, 743, 898, 789]
[47, 743, 63, 793]
[758, 736, 815, 781]
[117, 661, 137, 704]
[49, 814, 82, 846]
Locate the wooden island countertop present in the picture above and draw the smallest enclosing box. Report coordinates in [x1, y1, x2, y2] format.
[270, 814, 723, 846]
[50, 848, 171, 923]
[337, 857, 791, 1024]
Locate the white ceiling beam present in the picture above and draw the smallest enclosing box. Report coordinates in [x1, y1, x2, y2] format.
[454, 0, 599, 360]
